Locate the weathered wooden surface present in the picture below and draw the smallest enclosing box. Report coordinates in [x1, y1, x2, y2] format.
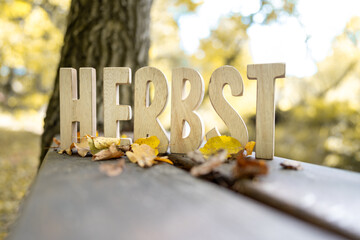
[9, 151, 342, 240]
[170, 154, 360, 239]
[234, 157, 360, 240]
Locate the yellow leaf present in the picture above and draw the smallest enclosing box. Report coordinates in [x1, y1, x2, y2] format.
[126, 143, 157, 167]
[134, 136, 160, 155]
[245, 141, 256, 156]
[87, 136, 121, 154]
[199, 136, 243, 157]
[154, 156, 173, 165]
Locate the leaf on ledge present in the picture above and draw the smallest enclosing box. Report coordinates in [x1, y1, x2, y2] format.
[53, 137, 61, 147]
[233, 150, 268, 179]
[74, 136, 91, 157]
[280, 160, 303, 170]
[190, 149, 228, 177]
[126, 143, 157, 167]
[187, 150, 206, 164]
[134, 136, 161, 155]
[58, 142, 75, 155]
[245, 141, 256, 156]
[92, 143, 124, 161]
[99, 159, 125, 177]
[200, 136, 243, 157]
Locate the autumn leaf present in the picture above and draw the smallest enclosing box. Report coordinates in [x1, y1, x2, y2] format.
[126, 143, 156, 167]
[134, 136, 160, 155]
[233, 150, 268, 179]
[53, 137, 60, 147]
[190, 149, 228, 177]
[126, 143, 173, 167]
[74, 136, 91, 157]
[245, 141, 256, 156]
[154, 156, 174, 165]
[87, 136, 121, 154]
[92, 143, 124, 161]
[280, 160, 303, 170]
[200, 136, 243, 157]
[187, 150, 206, 164]
[99, 159, 125, 177]
[58, 142, 74, 155]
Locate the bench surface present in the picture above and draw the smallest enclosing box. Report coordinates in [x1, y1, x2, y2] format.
[8, 150, 360, 240]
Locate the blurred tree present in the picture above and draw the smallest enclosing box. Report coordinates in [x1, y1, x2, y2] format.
[275, 16, 360, 171]
[190, 0, 297, 135]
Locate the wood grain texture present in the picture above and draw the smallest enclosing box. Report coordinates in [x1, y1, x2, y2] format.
[103, 67, 132, 140]
[247, 63, 285, 159]
[208, 65, 248, 146]
[234, 157, 360, 240]
[134, 67, 169, 153]
[8, 152, 341, 240]
[60, 68, 96, 149]
[169, 153, 360, 239]
[170, 67, 205, 153]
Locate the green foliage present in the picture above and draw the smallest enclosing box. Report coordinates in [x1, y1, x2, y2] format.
[0, 0, 70, 111]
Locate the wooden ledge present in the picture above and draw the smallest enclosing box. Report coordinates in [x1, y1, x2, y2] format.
[7, 151, 342, 240]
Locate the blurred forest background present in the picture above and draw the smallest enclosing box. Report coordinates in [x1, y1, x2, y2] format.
[1, 0, 360, 238]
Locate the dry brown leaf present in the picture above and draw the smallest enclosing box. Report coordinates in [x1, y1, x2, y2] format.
[74, 137, 91, 157]
[190, 149, 228, 177]
[187, 150, 206, 164]
[280, 160, 303, 170]
[233, 150, 268, 179]
[92, 143, 124, 161]
[126, 143, 157, 167]
[99, 159, 125, 177]
[58, 142, 75, 155]
[53, 137, 61, 147]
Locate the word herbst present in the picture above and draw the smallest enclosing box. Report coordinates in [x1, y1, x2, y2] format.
[60, 63, 285, 159]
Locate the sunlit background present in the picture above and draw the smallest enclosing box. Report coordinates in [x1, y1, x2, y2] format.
[1, 0, 360, 238]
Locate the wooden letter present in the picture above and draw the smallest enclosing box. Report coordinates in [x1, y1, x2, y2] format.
[247, 63, 286, 159]
[103, 67, 132, 145]
[207, 65, 248, 146]
[170, 67, 204, 153]
[134, 67, 169, 153]
[60, 68, 96, 149]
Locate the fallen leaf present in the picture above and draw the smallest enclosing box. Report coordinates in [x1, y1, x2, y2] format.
[92, 143, 124, 161]
[99, 159, 125, 177]
[154, 156, 174, 165]
[126, 143, 156, 167]
[233, 150, 268, 179]
[245, 141, 256, 156]
[280, 160, 303, 170]
[87, 136, 121, 154]
[200, 136, 243, 157]
[74, 136, 91, 157]
[187, 150, 206, 164]
[58, 142, 75, 155]
[190, 149, 228, 177]
[53, 138, 61, 147]
[134, 136, 160, 155]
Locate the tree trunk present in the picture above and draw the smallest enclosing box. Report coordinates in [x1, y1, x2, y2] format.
[40, 0, 153, 161]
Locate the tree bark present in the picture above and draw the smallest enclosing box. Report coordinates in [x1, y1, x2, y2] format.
[41, 0, 153, 161]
